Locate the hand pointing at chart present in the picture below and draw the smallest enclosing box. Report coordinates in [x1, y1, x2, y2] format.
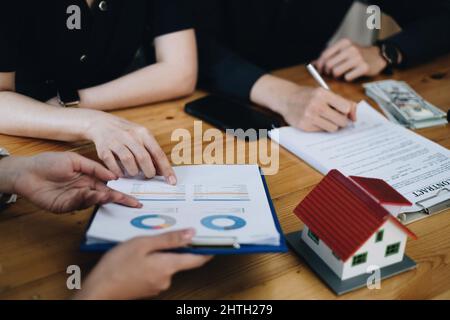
[0, 152, 211, 300]
[0, 152, 141, 213]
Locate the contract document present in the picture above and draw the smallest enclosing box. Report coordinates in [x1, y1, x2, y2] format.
[86, 165, 282, 248]
[269, 101, 450, 224]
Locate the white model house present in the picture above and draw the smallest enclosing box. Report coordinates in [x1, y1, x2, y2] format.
[294, 170, 418, 281]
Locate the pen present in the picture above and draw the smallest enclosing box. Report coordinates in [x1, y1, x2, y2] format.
[306, 63, 331, 91]
[192, 236, 241, 249]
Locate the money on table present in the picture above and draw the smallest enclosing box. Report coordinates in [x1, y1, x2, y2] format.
[364, 80, 448, 129]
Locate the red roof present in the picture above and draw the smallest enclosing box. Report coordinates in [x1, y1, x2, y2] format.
[350, 176, 412, 206]
[294, 170, 417, 262]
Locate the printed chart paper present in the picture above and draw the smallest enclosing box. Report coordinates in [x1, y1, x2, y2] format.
[86, 165, 281, 246]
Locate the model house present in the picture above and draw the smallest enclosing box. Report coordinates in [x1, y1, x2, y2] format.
[294, 170, 418, 281]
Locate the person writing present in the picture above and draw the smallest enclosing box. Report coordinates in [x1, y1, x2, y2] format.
[0, 0, 198, 183]
[0, 149, 211, 300]
[192, 0, 450, 132]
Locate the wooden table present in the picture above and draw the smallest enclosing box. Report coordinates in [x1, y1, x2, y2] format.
[0, 55, 449, 300]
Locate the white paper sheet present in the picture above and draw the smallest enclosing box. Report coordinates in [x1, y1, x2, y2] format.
[269, 101, 450, 218]
[86, 165, 280, 246]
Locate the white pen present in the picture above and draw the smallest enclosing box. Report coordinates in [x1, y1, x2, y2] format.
[306, 63, 331, 91]
[191, 236, 241, 249]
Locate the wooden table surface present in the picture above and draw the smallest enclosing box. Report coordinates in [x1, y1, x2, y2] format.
[0, 55, 449, 300]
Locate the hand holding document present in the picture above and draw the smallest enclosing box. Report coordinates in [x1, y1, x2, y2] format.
[86, 165, 284, 252]
[269, 101, 450, 224]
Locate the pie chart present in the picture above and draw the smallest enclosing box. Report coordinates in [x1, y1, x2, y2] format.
[130, 215, 176, 230]
[201, 215, 247, 231]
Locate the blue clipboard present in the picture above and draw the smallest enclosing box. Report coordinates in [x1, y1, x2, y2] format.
[80, 170, 288, 255]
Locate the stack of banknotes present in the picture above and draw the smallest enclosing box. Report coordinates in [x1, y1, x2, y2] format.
[364, 80, 448, 129]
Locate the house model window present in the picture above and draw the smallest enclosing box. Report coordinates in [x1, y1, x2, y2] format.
[308, 230, 320, 245]
[375, 230, 384, 243]
[385, 243, 401, 257]
[352, 253, 368, 266]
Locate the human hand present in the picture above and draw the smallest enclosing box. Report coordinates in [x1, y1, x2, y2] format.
[85, 113, 176, 184]
[9, 152, 141, 213]
[74, 229, 212, 300]
[315, 38, 387, 81]
[250, 75, 357, 133]
[279, 86, 357, 132]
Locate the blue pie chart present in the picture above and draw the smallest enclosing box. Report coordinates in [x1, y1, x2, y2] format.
[131, 215, 176, 230]
[201, 215, 246, 231]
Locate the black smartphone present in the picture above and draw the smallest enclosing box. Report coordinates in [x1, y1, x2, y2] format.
[185, 95, 285, 136]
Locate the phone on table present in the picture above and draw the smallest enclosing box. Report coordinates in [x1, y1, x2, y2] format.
[185, 95, 284, 139]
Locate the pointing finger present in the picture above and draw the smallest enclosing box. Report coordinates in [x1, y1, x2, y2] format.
[92, 180, 142, 208]
[143, 134, 177, 185]
[70, 153, 117, 182]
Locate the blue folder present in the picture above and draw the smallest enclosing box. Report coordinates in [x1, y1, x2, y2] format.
[81, 170, 288, 255]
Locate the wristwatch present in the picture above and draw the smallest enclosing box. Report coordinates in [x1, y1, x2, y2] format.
[57, 87, 80, 108]
[0, 148, 18, 209]
[376, 41, 403, 73]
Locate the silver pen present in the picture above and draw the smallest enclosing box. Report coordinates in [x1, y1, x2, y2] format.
[191, 236, 241, 249]
[306, 63, 331, 91]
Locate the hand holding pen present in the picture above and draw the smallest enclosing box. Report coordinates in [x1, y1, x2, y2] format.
[307, 63, 358, 124]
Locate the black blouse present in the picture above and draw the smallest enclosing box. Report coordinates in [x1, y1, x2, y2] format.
[0, 0, 192, 101]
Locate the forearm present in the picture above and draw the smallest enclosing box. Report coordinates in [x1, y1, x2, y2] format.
[78, 62, 196, 111]
[0, 91, 90, 142]
[250, 74, 302, 115]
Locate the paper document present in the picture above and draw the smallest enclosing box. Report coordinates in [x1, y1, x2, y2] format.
[269, 101, 450, 224]
[86, 165, 281, 246]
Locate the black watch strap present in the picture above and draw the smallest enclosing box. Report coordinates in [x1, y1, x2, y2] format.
[57, 86, 80, 108]
[376, 41, 402, 69]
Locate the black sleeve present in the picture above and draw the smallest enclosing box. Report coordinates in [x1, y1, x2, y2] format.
[197, 31, 267, 101]
[0, 2, 23, 72]
[150, 0, 194, 38]
[373, 0, 450, 67]
[193, 0, 267, 101]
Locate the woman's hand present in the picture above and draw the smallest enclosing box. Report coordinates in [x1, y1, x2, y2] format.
[8, 152, 142, 213]
[74, 229, 213, 300]
[315, 38, 388, 81]
[85, 112, 177, 184]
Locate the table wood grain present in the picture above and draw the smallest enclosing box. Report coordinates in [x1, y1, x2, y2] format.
[0, 55, 449, 300]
